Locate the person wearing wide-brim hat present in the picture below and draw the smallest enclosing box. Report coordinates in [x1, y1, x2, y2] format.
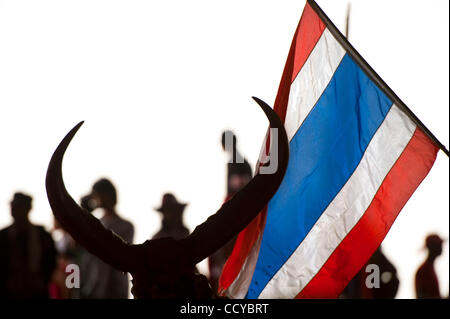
[152, 193, 190, 241]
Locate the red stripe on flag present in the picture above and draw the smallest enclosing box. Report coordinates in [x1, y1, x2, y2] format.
[273, 2, 325, 122]
[291, 2, 326, 82]
[296, 128, 439, 299]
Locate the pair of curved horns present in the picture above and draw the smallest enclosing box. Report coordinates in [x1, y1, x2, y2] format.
[45, 97, 289, 273]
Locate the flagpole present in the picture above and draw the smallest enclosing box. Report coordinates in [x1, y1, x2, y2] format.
[307, 0, 449, 157]
[345, 3, 351, 39]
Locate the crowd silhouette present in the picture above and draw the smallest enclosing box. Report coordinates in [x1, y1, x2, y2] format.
[0, 128, 447, 299]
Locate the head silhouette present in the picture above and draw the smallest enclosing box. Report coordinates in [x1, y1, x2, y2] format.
[10, 192, 32, 224]
[425, 234, 443, 259]
[155, 193, 187, 226]
[221, 130, 237, 154]
[92, 178, 117, 210]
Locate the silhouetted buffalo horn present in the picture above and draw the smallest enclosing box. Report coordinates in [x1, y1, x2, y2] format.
[46, 121, 138, 273]
[181, 97, 289, 265]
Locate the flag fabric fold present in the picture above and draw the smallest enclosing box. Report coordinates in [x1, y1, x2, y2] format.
[219, 0, 440, 299]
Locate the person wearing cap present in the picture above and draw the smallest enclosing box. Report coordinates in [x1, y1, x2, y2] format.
[152, 193, 190, 240]
[79, 178, 134, 299]
[0, 192, 57, 298]
[415, 234, 444, 299]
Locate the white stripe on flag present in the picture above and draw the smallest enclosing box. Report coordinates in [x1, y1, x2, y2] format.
[225, 232, 264, 298]
[258, 105, 416, 298]
[284, 28, 346, 141]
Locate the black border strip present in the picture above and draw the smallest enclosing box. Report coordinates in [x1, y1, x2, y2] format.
[307, 0, 449, 157]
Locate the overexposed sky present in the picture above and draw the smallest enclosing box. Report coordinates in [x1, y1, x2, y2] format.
[0, 0, 448, 299]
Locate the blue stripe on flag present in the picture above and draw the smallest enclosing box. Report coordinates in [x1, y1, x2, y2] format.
[246, 54, 393, 298]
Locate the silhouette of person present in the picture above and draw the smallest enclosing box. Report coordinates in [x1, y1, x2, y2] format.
[50, 194, 99, 299]
[79, 178, 134, 299]
[49, 217, 85, 299]
[415, 234, 444, 299]
[152, 193, 190, 240]
[0, 192, 57, 298]
[341, 246, 399, 299]
[208, 130, 253, 292]
[221, 130, 253, 198]
[365, 247, 399, 298]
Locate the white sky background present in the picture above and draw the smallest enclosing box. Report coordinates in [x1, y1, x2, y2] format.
[0, 0, 448, 299]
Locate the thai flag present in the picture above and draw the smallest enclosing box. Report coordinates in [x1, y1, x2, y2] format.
[219, 0, 446, 299]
